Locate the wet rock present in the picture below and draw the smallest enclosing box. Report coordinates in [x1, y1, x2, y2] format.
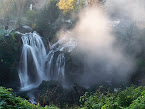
[21, 25, 33, 33]
[15, 25, 33, 33]
[36, 80, 87, 107]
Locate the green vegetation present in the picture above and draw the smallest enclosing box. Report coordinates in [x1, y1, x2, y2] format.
[80, 86, 145, 109]
[0, 86, 145, 109]
[0, 0, 83, 41]
[0, 33, 19, 88]
[35, 0, 61, 39]
[57, 0, 77, 13]
[0, 87, 59, 109]
[57, 0, 85, 14]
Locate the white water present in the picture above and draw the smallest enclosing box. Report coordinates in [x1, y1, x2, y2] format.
[56, 54, 65, 80]
[45, 36, 77, 81]
[19, 32, 77, 91]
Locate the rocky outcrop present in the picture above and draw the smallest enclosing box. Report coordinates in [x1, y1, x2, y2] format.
[36, 80, 87, 107]
[21, 25, 33, 33]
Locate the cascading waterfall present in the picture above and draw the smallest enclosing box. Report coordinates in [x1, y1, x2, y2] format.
[18, 32, 47, 91]
[56, 54, 65, 80]
[19, 32, 77, 91]
[45, 36, 77, 81]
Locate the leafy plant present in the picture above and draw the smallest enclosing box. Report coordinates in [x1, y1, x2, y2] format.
[128, 90, 145, 109]
[0, 87, 59, 109]
[57, 0, 77, 13]
[0, 33, 19, 88]
[80, 86, 145, 109]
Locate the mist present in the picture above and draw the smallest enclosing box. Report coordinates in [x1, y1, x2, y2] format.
[104, 0, 145, 57]
[32, 0, 48, 10]
[57, 5, 136, 87]
[105, 0, 145, 26]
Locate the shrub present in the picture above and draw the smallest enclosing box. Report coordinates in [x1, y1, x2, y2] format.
[0, 87, 59, 109]
[57, 0, 77, 14]
[0, 33, 19, 88]
[80, 86, 145, 109]
[26, 10, 38, 27]
[116, 86, 144, 107]
[128, 90, 145, 109]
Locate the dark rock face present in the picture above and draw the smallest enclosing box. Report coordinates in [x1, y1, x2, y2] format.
[35, 80, 114, 108]
[64, 50, 85, 86]
[36, 80, 87, 107]
[21, 25, 33, 33]
[15, 25, 33, 33]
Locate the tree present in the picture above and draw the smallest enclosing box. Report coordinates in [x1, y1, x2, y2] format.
[87, 0, 100, 5]
[0, 0, 15, 18]
[31, 0, 48, 10]
[57, 0, 77, 13]
[36, 0, 60, 38]
[12, 0, 27, 18]
[0, 0, 16, 30]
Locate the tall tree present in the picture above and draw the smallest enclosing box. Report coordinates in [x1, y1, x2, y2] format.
[0, 0, 14, 18]
[12, 0, 27, 18]
[57, 0, 77, 13]
[31, 0, 47, 10]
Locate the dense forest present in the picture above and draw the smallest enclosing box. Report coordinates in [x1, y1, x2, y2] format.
[0, 0, 145, 109]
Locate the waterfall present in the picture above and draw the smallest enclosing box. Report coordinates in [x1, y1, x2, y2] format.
[56, 54, 65, 81]
[19, 32, 47, 91]
[19, 32, 77, 91]
[44, 36, 77, 81]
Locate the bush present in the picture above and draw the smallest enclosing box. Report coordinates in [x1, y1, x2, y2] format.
[0, 33, 20, 89]
[116, 86, 144, 107]
[80, 86, 145, 109]
[26, 10, 38, 27]
[128, 90, 145, 109]
[0, 87, 59, 109]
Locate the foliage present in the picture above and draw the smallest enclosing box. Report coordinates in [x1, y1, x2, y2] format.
[37, 81, 86, 108]
[74, 0, 85, 12]
[26, 10, 38, 28]
[36, 0, 61, 39]
[0, 33, 19, 88]
[57, 0, 77, 13]
[0, 0, 16, 19]
[80, 86, 145, 109]
[116, 86, 144, 107]
[12, 0, 28, 18]
[0, 87, 59, 109]
[128, 90, 145, 109]
[1, 85, 144, 109]
[0, 0, 35, 29]
[0, 27, 5, 39]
